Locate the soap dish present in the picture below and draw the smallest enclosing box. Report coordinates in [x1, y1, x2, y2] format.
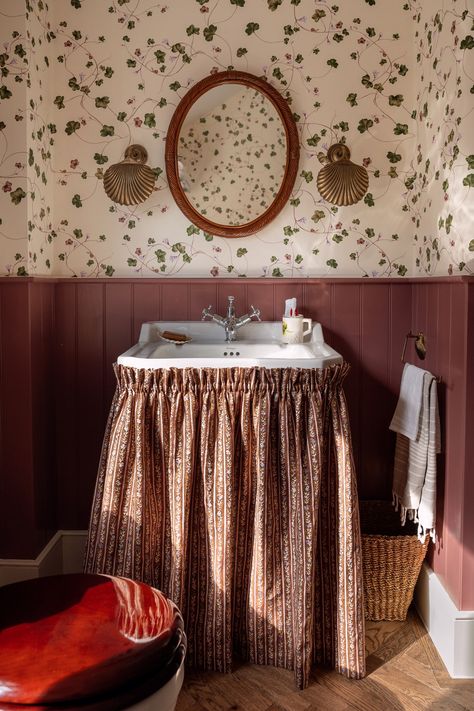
[158, 329, 192, 345]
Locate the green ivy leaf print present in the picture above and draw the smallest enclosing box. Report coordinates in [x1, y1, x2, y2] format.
[186, 25, 200, 35]
[388, 94, 404, 106]
[154, 50, 166, 63]
[104, 265, 115, 277]
[10, 187, 26, 205]
[364, 193, 375, 206]
[312, 10, 326, 21]
[54, 95, 65, 109]
[460, 36, 474, 50]
[307, 134, 320, 146]
[245, 22, 259, 35]
[468, 240, 474, 252]
[326, 259, 338, 268]
[393, 123, 408, 135]
[100, 125, 115, 137]
[300, 170, 313, 183]
[236, 47, 247, 57]
[358, 118, 373, 133]
[14, 43, 26, 58]
[346, 93, 358, 106]
[144, 113, 156, 128]
[169, 81, 181, 91]
[0, 85, 13, 99]
[95, 96, 110, 108]
[463, 174, 474, 187]
[186, 224, 200, 235]
[268, 0, 282, 10]
[272, 267, 283, 277]
[231, 0, 245, 5]
[203, 24, 217, 41]
[236, 247, 248, 257]
[93, 153, 108, 164]
[312, 210, 325, 223]
[467, 155, 474, 169]
[387, 152, 402, 163]
[327, 58, 338, 68]
[72, 194, 82, 208]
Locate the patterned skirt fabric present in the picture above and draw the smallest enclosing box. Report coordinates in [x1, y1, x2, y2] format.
[85, 364, 365, 688]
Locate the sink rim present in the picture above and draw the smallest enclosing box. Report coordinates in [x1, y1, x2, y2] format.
[118, 320, 343, 370]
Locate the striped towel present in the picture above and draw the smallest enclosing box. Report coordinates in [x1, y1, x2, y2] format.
[392, 371, 440, 542]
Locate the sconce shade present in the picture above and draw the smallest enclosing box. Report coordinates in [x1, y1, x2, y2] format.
[317, 143, 369, 206]
[103, 144, 156, 206]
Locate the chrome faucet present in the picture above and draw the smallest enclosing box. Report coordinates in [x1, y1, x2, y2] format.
[202, 295, 261, 342]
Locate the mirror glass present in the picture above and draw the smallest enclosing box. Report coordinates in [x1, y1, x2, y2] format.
[176, 85, 287, 227]
[166, 71, 300, 238]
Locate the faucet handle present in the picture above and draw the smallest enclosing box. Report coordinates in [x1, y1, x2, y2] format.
[202, 304, 213, 321]
[228, 295, 235, 304]
[249, 305, 261, 321]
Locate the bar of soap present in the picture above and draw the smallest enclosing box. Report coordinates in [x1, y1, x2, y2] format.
[161, 330, 189, 343]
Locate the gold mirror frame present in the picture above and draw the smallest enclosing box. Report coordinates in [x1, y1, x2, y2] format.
[165, 71, 300, 238]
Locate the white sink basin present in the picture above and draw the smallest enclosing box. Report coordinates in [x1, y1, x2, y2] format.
[118, 321, 342, 370]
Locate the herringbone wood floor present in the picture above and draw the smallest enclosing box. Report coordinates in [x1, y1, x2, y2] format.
[176, 610, 474, 711]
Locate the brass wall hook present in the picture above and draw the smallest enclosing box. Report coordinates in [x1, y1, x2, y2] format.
[401, 331, 427, 362]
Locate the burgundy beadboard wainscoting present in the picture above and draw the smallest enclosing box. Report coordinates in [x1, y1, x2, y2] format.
[410, 280, 474, 611]
[0, 279, 56, 559]
[0, 276, 473, 611]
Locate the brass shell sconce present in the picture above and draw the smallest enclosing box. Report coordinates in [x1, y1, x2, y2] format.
[316, 143, 369, 206]
[103, 144, 156, 206]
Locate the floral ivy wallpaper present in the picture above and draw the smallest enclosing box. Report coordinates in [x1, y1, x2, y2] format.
[0, 0, 472, 278]
[179, 86, 286, 225]
[413, 1, 473, 275]
[1, 5, 28, 276]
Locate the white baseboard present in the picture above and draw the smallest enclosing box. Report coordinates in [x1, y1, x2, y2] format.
[415, 562, 474, 678]
[0, 530, 88, 587]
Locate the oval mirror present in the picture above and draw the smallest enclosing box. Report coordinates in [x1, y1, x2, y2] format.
[165, 71, 299, 238]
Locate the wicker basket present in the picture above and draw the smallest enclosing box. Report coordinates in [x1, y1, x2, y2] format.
[360, 500, 429, 621]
